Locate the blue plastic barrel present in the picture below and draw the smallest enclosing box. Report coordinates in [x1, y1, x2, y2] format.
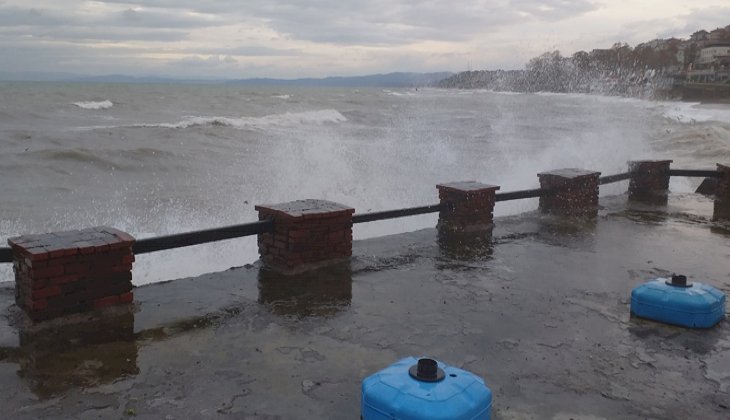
[631, 275, 726, 328]
[361, 357, 492, 420]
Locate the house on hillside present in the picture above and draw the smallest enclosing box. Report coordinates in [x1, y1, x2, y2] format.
[690, 30, 709, 42]
[708, 28, 728, 42]
[697, 44, 730, 65]
[687, 43, 730, 83]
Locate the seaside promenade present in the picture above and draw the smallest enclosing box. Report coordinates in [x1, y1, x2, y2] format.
[0, 190, 728, 419]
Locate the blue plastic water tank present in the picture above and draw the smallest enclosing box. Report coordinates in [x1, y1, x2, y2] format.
[361, 357, 492, 420]
[631, 275, 726, 328]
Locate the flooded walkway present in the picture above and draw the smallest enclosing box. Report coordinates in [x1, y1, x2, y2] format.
[1, 193, 729, 419]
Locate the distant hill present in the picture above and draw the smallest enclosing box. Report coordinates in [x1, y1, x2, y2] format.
[225, 72, 453, 87]
[0, 71, 453, 87]
[0, 71, 82, 82]
[438, 23, 730, 100]
[72, 75, 220, 84]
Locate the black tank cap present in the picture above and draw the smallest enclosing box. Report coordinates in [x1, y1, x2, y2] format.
[409, 358, 445, 382]
[666, 274, 692, 288]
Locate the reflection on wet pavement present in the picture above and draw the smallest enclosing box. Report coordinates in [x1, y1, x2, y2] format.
[714, 200, 730, 222]
[11, 308, 137, 399]
[437, 229, 494, 262]
[258, 263, 352, 318]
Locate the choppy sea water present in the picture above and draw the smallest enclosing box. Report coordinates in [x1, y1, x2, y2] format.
[1, 82, 729, 284]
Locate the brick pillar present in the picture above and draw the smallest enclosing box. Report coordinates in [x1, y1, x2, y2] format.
[8, 227, 135, 321]
[714, 163, 730, 221]
[255, 199, 354, 274]
[628, 160, 672, 201]
[717, 163, 730, 201]
[538, 169, 601, 215]
[436, 181, 500, 232]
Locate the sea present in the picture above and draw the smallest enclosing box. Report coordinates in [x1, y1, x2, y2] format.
[1, 82, 729, 285]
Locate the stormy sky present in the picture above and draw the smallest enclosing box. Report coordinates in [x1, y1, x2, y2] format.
[0, 0, 728, 79]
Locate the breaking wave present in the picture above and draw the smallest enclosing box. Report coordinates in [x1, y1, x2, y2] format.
[659, 101, 730, 125]
[73, 100, 114, 110]
[133, 109, 347, 130]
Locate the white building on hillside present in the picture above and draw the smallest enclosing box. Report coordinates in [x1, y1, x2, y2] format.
[698, 45, 730, 64]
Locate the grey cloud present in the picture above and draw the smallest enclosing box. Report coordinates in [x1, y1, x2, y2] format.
[0, 43, 151, 74]
[0, 6, 69, 26]
[95, 0, 598, 46]
[509, 0, 598, 21]
[674, 6, 730, 35]
[619, 6, 730, 44]
[200, 45, 300, 57]
[0, 25, 189, 42]
[114, 7, 222, 29]
[171, 55, 239, 67]
[0, 4, 221, 46]
[0, 4, 220, 29]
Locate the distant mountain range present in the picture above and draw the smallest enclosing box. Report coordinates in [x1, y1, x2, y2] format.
[0, 71, 453, 87]
[225, 72, 452, 87]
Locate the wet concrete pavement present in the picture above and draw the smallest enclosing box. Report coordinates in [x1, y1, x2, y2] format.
[1, 192, 729, 419]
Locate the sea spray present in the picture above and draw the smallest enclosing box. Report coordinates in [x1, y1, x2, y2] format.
[2, 85, 729, 285]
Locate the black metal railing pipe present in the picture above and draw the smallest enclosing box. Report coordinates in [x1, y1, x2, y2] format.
[133, 220, 274, 255]
[0, 168, 723, 263]
[668, 169, 720, 178]
[352, 203, 446, 224]
[495, 188, 546, 201]
[599, 172, 632, 185]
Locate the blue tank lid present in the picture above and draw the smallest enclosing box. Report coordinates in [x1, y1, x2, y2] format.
[361, 357, 492, 420]
[631, 275, 726, 329]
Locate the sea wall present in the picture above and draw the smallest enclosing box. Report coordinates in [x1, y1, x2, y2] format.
[682, 83, 730, 102]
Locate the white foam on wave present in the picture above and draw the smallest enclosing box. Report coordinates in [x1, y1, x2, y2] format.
[658, 101, 730, 125]
[272, 94, 291, 99]
[73, 100, 114, 110]
[134, 109, 347, 130]
[382, 90, 415, 97]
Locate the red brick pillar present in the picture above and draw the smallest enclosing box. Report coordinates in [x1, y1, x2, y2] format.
[714, 163, 730, 220]
[628, 160, 672, 200]
[436, 181, 500, 231]
[255, 199, 354, 273]
[538, 169, 601, 215]
[717, 164, 730, 200]
[8, 227, 135, 321]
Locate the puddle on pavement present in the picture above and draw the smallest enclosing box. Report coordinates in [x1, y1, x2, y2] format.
[5, 308, 138, 399]
[257, 263, 352, 318]
[437, 228, 494, 263]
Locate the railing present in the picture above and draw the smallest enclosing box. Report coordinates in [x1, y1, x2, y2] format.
[0, 169, 720, 263]
[133, 220, 274, 255]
